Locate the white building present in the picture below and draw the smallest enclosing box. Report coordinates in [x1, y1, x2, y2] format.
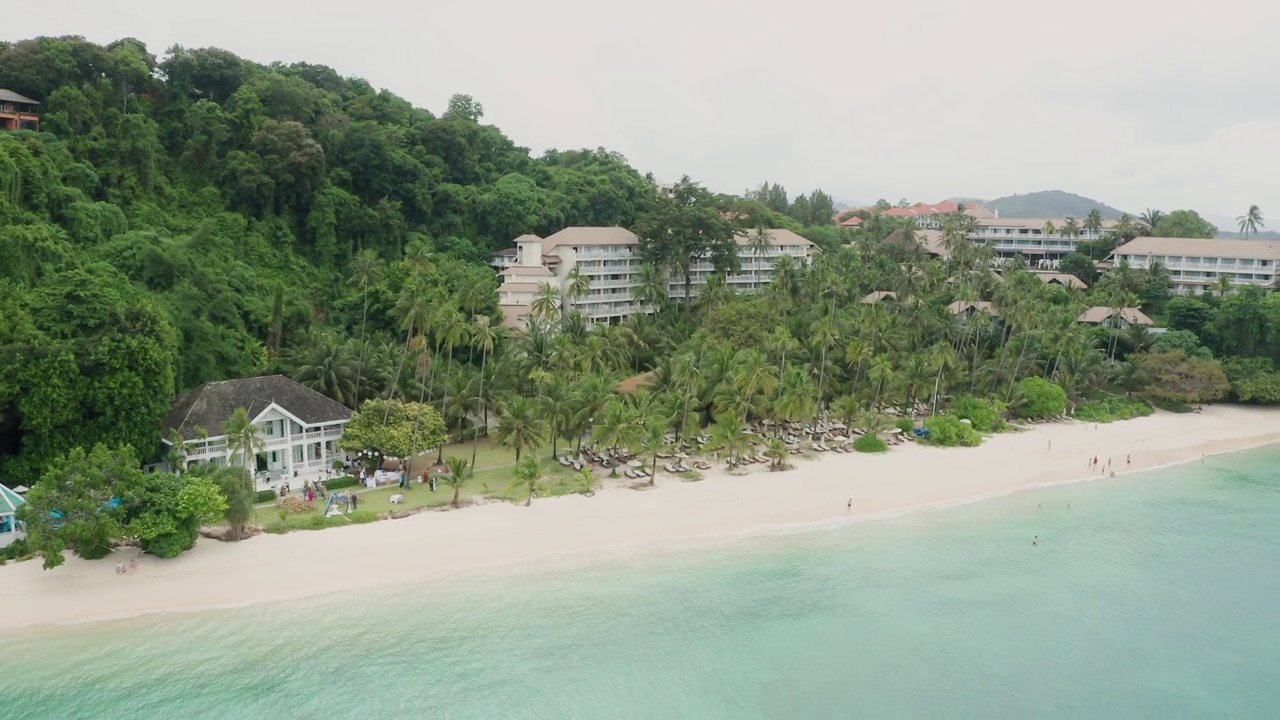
[969, 218, 1118, 263]
[1111, 236, 1280, 296]
[162, 375, 354, 492]
[494, 227, 816, 328]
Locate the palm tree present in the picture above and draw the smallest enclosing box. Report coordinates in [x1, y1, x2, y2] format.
[347, 249, 384, 405]
[441, 456, 471, 507]
[591, 400, 637, 477]
[635, 263, 668, 314]
[1042, 220, 1057, 237]
[507, 455, 541, 506]
[530, 282, 560, 321]
[706, 412, 751, 467]
[637, 419, 668, 486]
[1061, 217, 1080, 239]
[764, 437, 788, 471]
[1083, 209, 1104, 235]
[433, 308, 470, 461]
[1214, 273, 1232, 298]
[387, 280, 434, 404]
[291, 337, 358, 407]
[494, 395, 544, 462]
[574, 466, 598, 496]
[222, 407, 264, 478]
[1140, 209, 1165, 233]
[470, 316, 499, 472]
[1237, 205, 1264, 238]
[564, 265, 591, 316]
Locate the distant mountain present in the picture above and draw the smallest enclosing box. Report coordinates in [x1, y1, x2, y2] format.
[976, 191, 1129, 220]
[1214, 231, 1280, 241]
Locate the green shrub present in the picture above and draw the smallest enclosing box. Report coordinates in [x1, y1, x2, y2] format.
[923, 414, 983, 447]
[950, 395, 1005, 432]
[895, 418, 914, 434]
[1073, 397, 1153, 423]
[255, 489, 278, 503]
[323, 476, 359, 490]
[853, 434, 889, 453]
[264, 509, 380, 534]
[1150, 397, 1193, 413]
[1013, 377, 1067, 419]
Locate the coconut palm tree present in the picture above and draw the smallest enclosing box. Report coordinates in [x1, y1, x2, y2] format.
[530, 282, 560, 321]
[574, 466, 598, 496]
[386, 280, 435, 404]
[291, 337, 358, 407]
[1214, 273, 1233, 298]
[441, 456, 471, 507]
[1042, 220, 1057, 237]
[591, 400, 637, 476]
[706, 412, 751, 467]
[1237, 205, 1265, 238]
[637, 419, 668, 486]
[347, 249, 384, 405]
[1084, 209, 1104, 235]
[1139, 209, 1165, 233]
[764, 437, 788, 471]
[507, 455, 541, 506]
[635, 262, 668, 314]
[564, 265, 591, 316]
[432, 308, 470, 461]
[470, 316, 499, 472]
[494, 395, 544, 463]
[1061, 217, 1080, 240]
[222, 407, 264, 478]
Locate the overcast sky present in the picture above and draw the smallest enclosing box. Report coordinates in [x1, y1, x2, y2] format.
[10, 0, 1279, 224]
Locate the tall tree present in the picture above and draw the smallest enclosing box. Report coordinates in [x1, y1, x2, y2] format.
[1237, 205, 1265, 238]
[633, 177, 738, 314]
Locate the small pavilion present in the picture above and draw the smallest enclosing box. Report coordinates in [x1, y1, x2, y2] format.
[0, 483, 27, 548]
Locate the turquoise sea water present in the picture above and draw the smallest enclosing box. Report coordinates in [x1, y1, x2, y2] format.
[3, 446, 1278, 719]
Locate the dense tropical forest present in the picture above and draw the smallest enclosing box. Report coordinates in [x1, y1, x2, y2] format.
[0, 36, 846, 487]
[3, 36, 1280, 565]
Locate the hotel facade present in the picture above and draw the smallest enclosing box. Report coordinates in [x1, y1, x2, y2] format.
[494, 227, 816, 328]
[1110, 236, 1280, 295]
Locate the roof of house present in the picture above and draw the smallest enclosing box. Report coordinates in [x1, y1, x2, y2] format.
[1077, 307, 1154, 325]
[882, 228, 949, 256]
[1112, 236, 1280, 260]
[0, 89, 39, 105]
[491, 247, 517, 257]
[735, 228, 816, 247]
[947, 300, 1000, 316]
[861, 291, 897, 303]
[1031, 271, 1088, 289]
[162, 375, 353, 441]
[499, 303, 534, 329]
[500, 265, 554, 279]
[540, 227, 640, 254]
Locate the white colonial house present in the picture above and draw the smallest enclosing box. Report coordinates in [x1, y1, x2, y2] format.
[161, 375, 354, 492]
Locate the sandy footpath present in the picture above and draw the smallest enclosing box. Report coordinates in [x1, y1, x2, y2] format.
[2, 405, 1277, 631]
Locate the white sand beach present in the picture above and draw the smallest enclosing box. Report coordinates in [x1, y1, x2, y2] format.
[2, 405, 1278, 631]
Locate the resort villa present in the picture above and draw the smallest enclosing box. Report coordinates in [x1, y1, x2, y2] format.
[0, 483, 26, 549]
[161, 375, 354, 492]
[1077, 307, 1154, 328]
[0, 89, 40, 131]
[1111, 236, 1280, 296]
[493, 226, 816, 328]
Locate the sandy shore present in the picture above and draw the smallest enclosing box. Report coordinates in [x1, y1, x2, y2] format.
[3, 405, 1278, 631]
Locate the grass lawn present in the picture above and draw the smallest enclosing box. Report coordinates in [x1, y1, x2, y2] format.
[249, 453, 605, 528]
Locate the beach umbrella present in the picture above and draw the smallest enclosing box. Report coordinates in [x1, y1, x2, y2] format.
[627, 460, 643, 468]
[13, 485, 29, 493]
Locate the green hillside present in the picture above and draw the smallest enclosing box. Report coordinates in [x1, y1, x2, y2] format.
[983, 191, 1128, 219]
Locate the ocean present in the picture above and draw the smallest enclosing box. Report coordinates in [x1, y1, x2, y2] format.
[3, 446, 1278, 719]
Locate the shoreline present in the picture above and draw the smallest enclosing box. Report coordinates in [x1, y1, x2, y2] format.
[3, 405, 1278, 632]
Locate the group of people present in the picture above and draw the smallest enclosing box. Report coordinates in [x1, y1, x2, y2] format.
[115, 558, 138, 575]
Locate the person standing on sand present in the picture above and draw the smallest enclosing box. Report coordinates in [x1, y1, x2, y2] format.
[1126, 454, 1131, 467]
[116, 561, 123, 575]
[1048, 439, 1052, 452]
[847, 498, 852, 512]
[129, 558, 138, 573]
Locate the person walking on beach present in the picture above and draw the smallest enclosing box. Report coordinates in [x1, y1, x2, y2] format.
[1047, 439, 1052, 453]
[847, 498, 852, 512]
[116, 560, 124, 575]
[1126, 454, 1131, 467]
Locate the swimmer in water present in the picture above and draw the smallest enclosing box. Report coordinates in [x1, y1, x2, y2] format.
[1032, 536, 1038, 546]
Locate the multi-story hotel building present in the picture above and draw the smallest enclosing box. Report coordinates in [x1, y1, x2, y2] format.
[968, 218, 1119, 263]
[494, 226, 816, 328]
[1110, 236, 1280, 295]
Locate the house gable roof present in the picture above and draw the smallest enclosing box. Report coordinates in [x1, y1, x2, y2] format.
[0, 89, 39, 105]
[162, 375, 352, 441]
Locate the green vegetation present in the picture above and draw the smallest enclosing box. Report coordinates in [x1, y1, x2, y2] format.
[1012, 378, 1067, 420]
[1072, 397, 1153, 423]
[950, 395, 1004, 433]
[853, 434, 888, 453]
[922, 415, 982, 447]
